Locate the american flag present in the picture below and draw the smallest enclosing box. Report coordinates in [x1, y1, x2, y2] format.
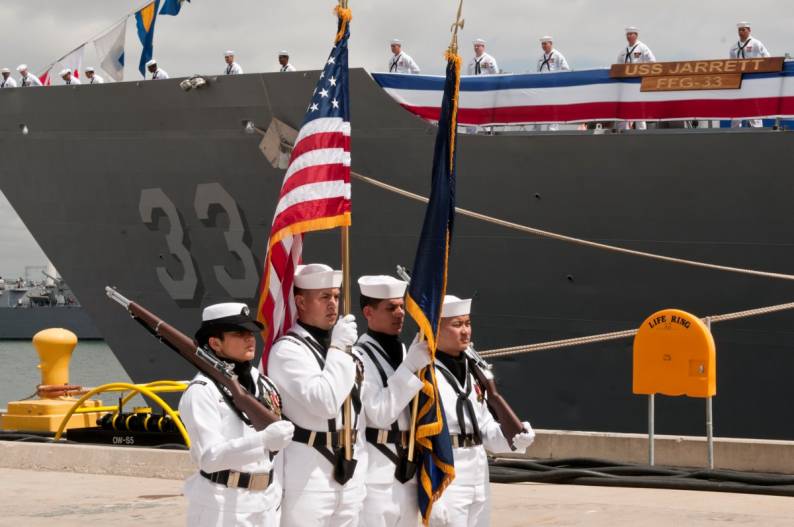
[257, 9, 352, 369]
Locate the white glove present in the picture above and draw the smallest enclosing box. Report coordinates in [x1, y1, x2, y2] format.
[403, 334, 431, 373]
[261, 420, 295, 452]
[330, 314, 358, 351]
[511, 421, 535, 452]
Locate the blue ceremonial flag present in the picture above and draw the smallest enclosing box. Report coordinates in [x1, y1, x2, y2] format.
[405, 50, 462, 524]
[135, 0, 160, 76]
[160, 0, 190, 16]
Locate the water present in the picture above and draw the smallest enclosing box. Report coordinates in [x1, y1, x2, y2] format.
[0, 340, 137, 407]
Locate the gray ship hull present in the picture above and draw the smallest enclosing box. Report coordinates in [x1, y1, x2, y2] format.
[0, 307, 102, 340]
[1, 70, 794, 439]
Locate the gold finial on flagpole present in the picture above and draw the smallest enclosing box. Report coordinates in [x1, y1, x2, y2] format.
[449, 0, 465, 54]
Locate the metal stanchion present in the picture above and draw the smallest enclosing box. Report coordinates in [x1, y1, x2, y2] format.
[705, 317, 715, 469]
[648, 393, 655, 466]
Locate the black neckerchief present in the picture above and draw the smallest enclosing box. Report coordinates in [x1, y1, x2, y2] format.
[625, 43, 639, 63]
[437, 350, 467, 386]
[737, 38, 753, 59]
[298, 320, 332, 351]
[367, 329, 403, 370]
[232, 360, 256, 394]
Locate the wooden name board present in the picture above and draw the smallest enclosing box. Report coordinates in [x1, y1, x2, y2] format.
[610, 57, 784, 92]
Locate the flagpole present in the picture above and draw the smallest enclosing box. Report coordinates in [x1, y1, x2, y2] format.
[341, 225, 353, 461]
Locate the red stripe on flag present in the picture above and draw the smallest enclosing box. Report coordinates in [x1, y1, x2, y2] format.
[280, 163, 349, 197]
[271, 197, 351, 235]
[291, 132, 350, 161]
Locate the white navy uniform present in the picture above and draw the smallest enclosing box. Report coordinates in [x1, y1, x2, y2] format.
[537, 49, 570, 72]
[19, 74, 42, 87]
[355, 332, 424, 527]
[179, 369, 284, 527]
[151, 68, 169, 80]
[87, 75, 104, 84]
[429, 355, 532, 527]
[388, 52, 421, 74]
[280, 63, 296, 72]
[617, 40, 656, 64]
[268, 323, 367, 527]
[224, 62, 243, 75]
[467, 53, 499, 75]
[730, 37, 770, 128]
[63, 77, 81, 85]
[0, 76, 17, 88]
[617, 41, 655, 130]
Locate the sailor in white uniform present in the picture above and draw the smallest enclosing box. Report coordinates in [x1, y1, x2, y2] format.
[354, 275, 430, 527]
[388, 39, 421, 74]
[17, 64, 42, 87]
[60, 68, 81, 85]
[429, 295, 535, 527]
[278, 51, 296, 72]
[466, 39, 499, 76]
[146, 59, 169, 80]
[533, 36, 571, 131]
[1, 68, 17, 88]
[223, 50, 243, 75]
[617, 26, 656, 131]
[179, 302, 295, 527]
[730, 22, 771, 128]
[84, 67, 104, 84]
[268, 263, 367, 527]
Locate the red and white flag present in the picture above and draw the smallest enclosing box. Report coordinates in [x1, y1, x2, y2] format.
[257, 11, 352, 371]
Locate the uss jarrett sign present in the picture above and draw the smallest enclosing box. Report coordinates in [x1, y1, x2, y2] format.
[610, 57, 784, 92]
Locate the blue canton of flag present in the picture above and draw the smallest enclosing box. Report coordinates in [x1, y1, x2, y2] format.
[160, 0, 190, 16]
[302, 18, 350, 125]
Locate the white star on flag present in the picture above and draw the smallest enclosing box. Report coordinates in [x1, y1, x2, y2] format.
[331, 99, 339, 109]
[309, 103, 319, 112]
[319, 88, 329, 98]
[329, 76, 337, 86]
[328, 57, 335, 65]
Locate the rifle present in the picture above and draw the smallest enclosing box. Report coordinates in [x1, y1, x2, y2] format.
[105, 287, 281, 431]
[465, 344, 525, 450]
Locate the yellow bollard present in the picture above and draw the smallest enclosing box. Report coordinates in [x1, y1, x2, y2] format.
[0, 328, 101, 432]
[34, 328, 78, 389]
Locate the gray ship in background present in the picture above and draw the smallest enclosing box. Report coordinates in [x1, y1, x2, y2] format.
[1, 69, 794, 441]
[0, 263, 101, 339]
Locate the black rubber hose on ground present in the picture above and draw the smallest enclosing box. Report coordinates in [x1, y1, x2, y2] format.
[489, 457, 794, 496]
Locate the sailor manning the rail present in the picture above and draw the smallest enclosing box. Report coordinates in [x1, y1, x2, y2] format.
[730, 22, 771, 129]
[178, 302, 295, 527]
[388, 39, 421, 74]
[533, 36, 570, 131]
[278, 51, 296, 72]
[146, 59, 169, 80]
[0, 68, 17, 88]
[617, 26, 655, 131]
[59, 68, 81, 85]
[84, 67, 104, 84]
[223, 50, 243, 75]
[268, 263, 368, 527]
[466, 39, 499, 75]
[17, 64, 42, 87]
[354, 275, 431, 527]
[429, 295, 535, 527]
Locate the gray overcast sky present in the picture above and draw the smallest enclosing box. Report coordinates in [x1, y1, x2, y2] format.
[1, 0, 793, 277]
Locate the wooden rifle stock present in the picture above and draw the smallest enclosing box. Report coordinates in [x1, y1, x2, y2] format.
[106, 287, 280, 431]
[465, 348, 524, 450]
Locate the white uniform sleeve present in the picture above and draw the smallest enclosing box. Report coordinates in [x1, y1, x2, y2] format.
[408, 56, 421, 74]
[558, 53, 570, 71]
[357, 348, 423, 428]
[30, 75, 43, 86]
[729, 45, 738, 59]
[617, 51, 625, 64]
[643, 45, 656, 63]
[474, 393, 512, 454]
[760, 42, 771, 58]
[269, 341, 356, 420]
[466, 59, 475, 75]
[488, 57, 499, 74]
[179, 383, 270, 473]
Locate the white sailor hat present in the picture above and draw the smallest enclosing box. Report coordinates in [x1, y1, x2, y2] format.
[59, 68, 71, 77]
[145, 58, 157, 67]
[1, 68, 9, 73]
[390, 38, 402, 45]
[294, 263, 343, 290]
[473, 38, 486, 45]
[224, 50, 235, 56]
[84, 66, 95, 73]
[195, 302, 264, 343]
[278, 50, 289, 56]
[16, 64, 27, 72]
[358, 275, 407, 300]
[539, 35, 554, 43]
[625, 26, 639, 34]
[441, 295, 472, 318]
[736, 21, 751, 29]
